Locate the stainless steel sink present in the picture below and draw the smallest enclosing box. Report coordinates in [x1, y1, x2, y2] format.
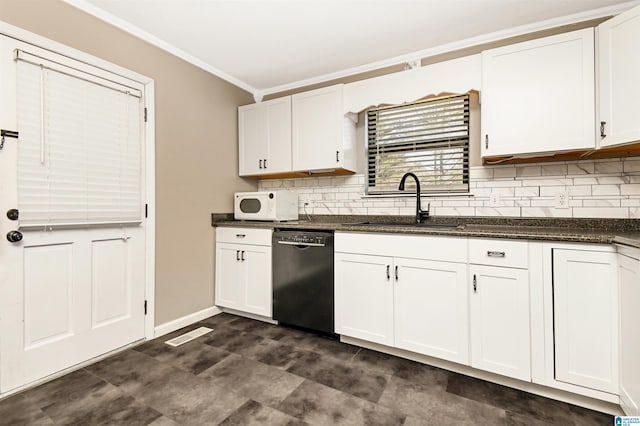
[348, 222, 464, 230]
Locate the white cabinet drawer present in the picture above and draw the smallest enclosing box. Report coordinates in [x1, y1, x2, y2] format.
[216, 227, 272, 246]
[336, 232, 467, 263]
[469, 238, 528, 268]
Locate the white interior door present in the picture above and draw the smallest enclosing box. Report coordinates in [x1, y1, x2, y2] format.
[0, 35, 147, 393]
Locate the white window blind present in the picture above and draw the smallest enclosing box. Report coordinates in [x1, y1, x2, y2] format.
[366, 94, 469, 195]
[16, 54, 143, 226]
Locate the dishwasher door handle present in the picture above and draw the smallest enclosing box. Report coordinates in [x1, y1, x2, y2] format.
[276, 240, 325, 247]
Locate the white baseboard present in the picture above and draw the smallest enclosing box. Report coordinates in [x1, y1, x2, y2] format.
[154, 306, 222, 338]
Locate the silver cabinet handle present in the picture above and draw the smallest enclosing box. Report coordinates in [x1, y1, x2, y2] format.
[236, 250, 240, 261]
[264, 158, 267, 169]
[487, 251, 505, 257]
[259, 159, 263, 169]
[485, 134, 489, 149]
[386, 265, 390, 280]
[395, 265, 398, 281]
[235, 234, 246, 238]
[241, 250, 245, 261]
[600, 121, 607, 138]
[336, 150, 339, 162]
[473, 274, 477, 292]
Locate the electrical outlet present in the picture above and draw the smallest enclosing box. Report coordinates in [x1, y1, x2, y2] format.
[555, 189, 570, 209]
[489, 192, 500, 207]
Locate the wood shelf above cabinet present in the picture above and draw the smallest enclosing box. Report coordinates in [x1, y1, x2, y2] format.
[244, 167, 356, 180]
[483, 140, 640, 165]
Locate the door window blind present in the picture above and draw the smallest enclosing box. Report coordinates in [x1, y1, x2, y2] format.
[366, 94, 469, 195]
[16, 56, 143, 226]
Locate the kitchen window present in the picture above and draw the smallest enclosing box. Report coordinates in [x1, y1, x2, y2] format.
[366, 94, 469, 195]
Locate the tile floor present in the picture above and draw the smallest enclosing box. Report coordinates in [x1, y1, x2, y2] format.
[0, 313, 614, 425]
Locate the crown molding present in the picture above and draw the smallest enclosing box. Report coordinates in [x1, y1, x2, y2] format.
[64, 0, 639, 99]
[63, 0, 257, 95]
[261, 0, 640, 96]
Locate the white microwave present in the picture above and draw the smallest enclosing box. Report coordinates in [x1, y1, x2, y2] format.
[234, 191, 299, 221]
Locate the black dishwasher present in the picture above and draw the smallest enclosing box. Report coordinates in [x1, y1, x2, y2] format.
[272, 229, 334, 335]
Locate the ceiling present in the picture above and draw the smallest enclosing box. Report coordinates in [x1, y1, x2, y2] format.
[65, 0, 639, 97]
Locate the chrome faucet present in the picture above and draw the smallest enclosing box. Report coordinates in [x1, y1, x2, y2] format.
[398, 172, 430, 223]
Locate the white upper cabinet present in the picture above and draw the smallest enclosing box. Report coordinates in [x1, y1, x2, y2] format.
[598, 4, 640, 148]
[481, 29, 595, 157]
[238, 96, 292, 176]
[292, 84, 357, 172]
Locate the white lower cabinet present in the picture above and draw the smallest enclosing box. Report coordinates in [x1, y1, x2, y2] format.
[552, 247, 618, 394]
[215, 227, 272, 317]
[334, 253, 394, 346]
[394, 258, 469, 364]
[618, 246, 640, 415]
[333, 232, 629, 407]
[468, 239, 531, 381]
[335, 233, 469, 364]
[469, 265, 530, 381]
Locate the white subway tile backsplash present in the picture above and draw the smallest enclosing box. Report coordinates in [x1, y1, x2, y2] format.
[622, 199, 640, 207]
[567, 185, 592, 196]
[595, 161, 624, 174]
[469, 167, 494, 180]
[443, 199, 474, 207]
[475, 180, 522, 188]
[519, 178, 572, 186]
[515, 187, 540, 197]
[368, 207, 401, 215]
[493, 167, 516, 178]
[258, 157, 640, 219]
[591, 184, 621, 196]
[624, 159, 640, 173]
[573, 207, 628, 218]
[567, 162, 595, 175]
[541, 164, 568, 176]
[539, 186, 569, 197]
[434, 207, 476, 216]
[476, 207, 521, 217]
[521, 207, 572, 218]
[515, 166, 542, 177]
[621, 184, 640, 195]
[582, 199, 621, 207]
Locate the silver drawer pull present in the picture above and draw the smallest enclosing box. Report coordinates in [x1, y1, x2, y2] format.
[487, 251, 506, 258]
[235, 234, 246, 238]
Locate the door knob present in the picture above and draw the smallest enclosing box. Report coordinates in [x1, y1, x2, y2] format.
[6, 230, 23, 243]
[6, 209, 19, 220]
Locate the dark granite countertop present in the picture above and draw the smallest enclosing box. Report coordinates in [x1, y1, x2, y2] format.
[211, 214, 640, 249]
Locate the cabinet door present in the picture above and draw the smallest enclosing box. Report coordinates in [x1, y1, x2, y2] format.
[215, 243, 243, 310]
[469, 265, 530, 381]
[264, 97, 292, 173]
[334, 252, 394, 346]
[394, 258, 469, 364]
[481, 29, 595, 157]
[292, 85, 342, 171]
[238, 97, 291, 176]
[619, 251, 640, 415]
[553, 249, 618, 393]
[598, 5, 640, 147]
[241, 245, 272, 317]
[238, 103, 267, 176]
